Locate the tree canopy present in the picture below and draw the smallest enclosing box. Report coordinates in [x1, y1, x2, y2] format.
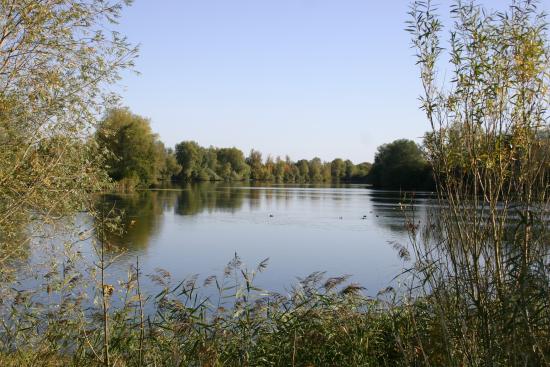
[367, 139, 433, 190]
[0, 0, 137, 251]
[96, 108, 181, 189]
[94, 113, 439, 190]
[172, 141, 371, 183]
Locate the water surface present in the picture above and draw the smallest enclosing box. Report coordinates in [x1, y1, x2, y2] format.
[96, 183, 433, 295]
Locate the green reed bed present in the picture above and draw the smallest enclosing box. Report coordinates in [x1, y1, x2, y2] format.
[0, 253, 418, 367]
[0, 246, 548, 366]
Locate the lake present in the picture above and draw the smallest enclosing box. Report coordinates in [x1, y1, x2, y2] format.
[90, 182, 433, 296]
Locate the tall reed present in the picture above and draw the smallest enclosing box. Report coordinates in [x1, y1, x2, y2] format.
[407, 0, 550, 365]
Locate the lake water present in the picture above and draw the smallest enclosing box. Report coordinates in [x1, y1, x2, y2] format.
[93, 183, 433, 296]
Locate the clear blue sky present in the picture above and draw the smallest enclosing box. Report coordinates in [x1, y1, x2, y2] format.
[115, 0, 549, 163]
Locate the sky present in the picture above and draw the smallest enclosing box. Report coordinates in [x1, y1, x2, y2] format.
[115, 0, 550, 163]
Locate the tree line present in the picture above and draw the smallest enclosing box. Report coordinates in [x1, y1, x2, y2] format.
[95, 108, 181, 190]
[174, 141, 372, 183]
[95, 107, 436, 190]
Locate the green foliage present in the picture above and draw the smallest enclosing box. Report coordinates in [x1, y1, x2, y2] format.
[354, 162, 372, 181]
[175, 142, 248, 181]
[0, 253, 420, 367]
[407, 0, 550, 365]
[175, 141, 205, 181]
[161, 148, 182, 181]
[331, 158, 346, 180]
[96, 108, 181, 189]
[246, 149, 264, 180]
[217, 147, 250, 180]
[174, 141, 371, 183]
[368, 139, 434, 190]
[0, 0, 136, 254]
[296, 159, 310, 181]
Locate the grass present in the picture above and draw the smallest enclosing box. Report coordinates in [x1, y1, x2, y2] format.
[1, 243, 547, 367]
[0, 253, 409, 366]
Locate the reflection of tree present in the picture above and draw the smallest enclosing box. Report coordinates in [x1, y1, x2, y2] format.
[175, 182, 245, 216]
[248, 187, 261, 210]
[369, 191, 432, 234]
[282, 188, 294, 208]
[264, 188, 274, 204]
[153, 189, 179, 213]
[100, 192, 169, 249]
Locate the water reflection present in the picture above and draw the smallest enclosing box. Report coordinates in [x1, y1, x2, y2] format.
[14, 184, 547, 300]
[101, 184, 436, 250]
[95, 183, 436, 294]
[368, 191, 433, 234]
[101, 192, 166, 249]
[175, 183, 246, 216]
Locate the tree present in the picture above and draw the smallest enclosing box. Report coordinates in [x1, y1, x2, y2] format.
[296, 160, 310, 182]
[331, 159, 346, 180]
[354, 162, 372, 180]
[367, 139, 432, 190]
[322, 162, 332, 182]
[204, 147, 218, 170]
[170, 141, 368, 184]
[96, 108, 169, 188]
[0, 1, 136, 253]
[274, 157, 286, 182]
[264, 156, 275, 181]
[308, 158, 323, 182]
[217, 147, 250, 180]
[175, 141, 204, 181]
[161, 148, 182, 181]
[408, 0, 550, 363]
[343, 160, 354, 180]
[284, 156, 298, 182]
[247, 150, 263, 180]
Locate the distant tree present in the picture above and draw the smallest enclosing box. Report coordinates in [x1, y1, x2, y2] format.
[331, 159, 346, 180]
[344, 160, 356, 180]
[175, 141, 204, 181]
[217, 147, 249, 180]
[354, 162, 372, 180]
[204, 147, 219, 173]
[274, 157, 286, 182]
[296, 160, 310, 182]
[170, 142, 370, 184]
[368, 139, 433, 190]
[264, 156, 275, 181]
[161, 148, 182, 181]
[284, 156, 298, 182]
[220, 162, 232, 180]
[96, 108, 168, 189]
[309, 158, 323, 182]
[246, 149, 263, 180]
[322, 162, 332, 182]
